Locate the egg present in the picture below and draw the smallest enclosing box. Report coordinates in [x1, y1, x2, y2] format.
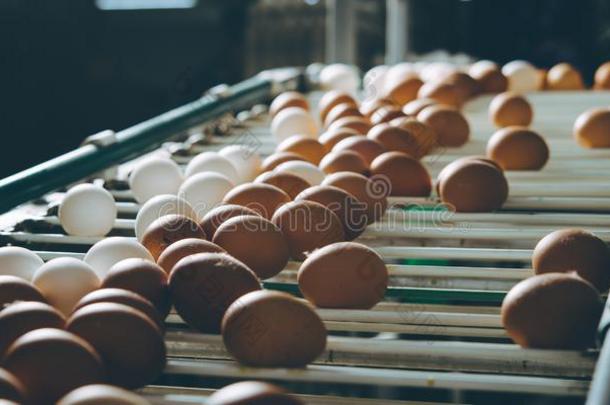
[327, 116, 372, 134]
[489, 92, 533, 128]
[435, 156, 502, 195]
[223, 183, 291, 219]
[363, 65, 389, 100]
[442, 71, 480, 101]
[218, 145, 262, 183]
[318, 127, 360, 152]
[57, 384, 149, 405]
[487, 126, 549, 170]
[532, 229, 610, 292]
[390, 117, 438, 156]
[370, 152, 432, 197]
[370, 106, 405, 126]
[417, 81, 461, 107]
[277, 135, 326, 164]
[295, 185, 368, 240]
[274, 160, 326, 186]
[254, 171, 311, 199]
[573, 107, 610, 148]
[59, 184, 116, 237]
[200, 205, 262, 240]
[323, 102, 361, 128]
[594, 61, 610, 89]
[367, 123, 421, 158]
[419, 62, 457, 83]
[298, 242, 387, 309]
[141, 214, 206, 260]
[3, 328, 105, 405]
[322, 171, 389, 224]
[103, 258, 170, 318]
[501, 273, 602, 349]
[502, 60, 543, 92]
[128, 157, 183, 204]
[270, 107, 318, 142]
[468, 60, 499, 77]
[0, 275, 46, 308]
[134, 195, 196, 242]
[402, 98, 437, 116]
[319, 63, 359, 93]
[269, 91, 309, 118]
[546, 63, 585, 90]
[260, 152, 307, 172]
[0, 247, 44, 281]
[469, 64, 508, 94]
[319, 150, 369, 176]
[32, 258, 100, 316]
[0, 369, 25, 404]
[208, 381, 303, 405]
[360, 98, 393, 120]
[178, 172, 234, 220]
[417, 105, 470, 147]
[332, 136, 386, 165]
[184, 151, 239, 183]
[439, 160, 508, 212]
[213, 215, 289, 280]
[318, 90, 357, 122]
[384, 63, 417, 87]
[169, 252, 261, 333]
[272, 200, 345, 260]
[384, 76, 423, 105]
[84, 237, 154, 279]
[0, 301, 66, 359]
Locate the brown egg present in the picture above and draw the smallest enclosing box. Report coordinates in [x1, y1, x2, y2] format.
[332, 136, 386, 165]
[213, 216, 289, 280]
[200, 205, 262, 240]
[390, 117, 438, 157]
[417, 81, 462, 107]
[208, 381, 303, 405]
[222, 290, 326, 368]
[141, 214, 206, 260]
[439, 160, 508, 212]
[0, 369, 25, 403]
[318, 127, 360, 152]
[470, 66, 508, 94]
[435, 155, 503, 195]
[57, 384, 149, 405]
[417, 105, 470, 147]
[157, 238, 226, 274]
[502, 273, 602, 349]
[3, 328, 104, 405]
[323, 103, 362, 128]
[546, 63, 585, 90]
[489, 92, 533, 128]
[384, 76, 424, 105]
[322, 172, 389, 224]
[442, 71, 479, 100]
[74, 288, 162, 331]
[260, 152, 306, 172]
[367, 123, 421, 158]
[370, 152, 432, 197]
[169, 253, 261, 333]
[103, 258, 170, 319]
[319, 150, 369, 175]
[254, 171, 310, 199]
[573, 108, 610, 148]
[271, 200, 345, 260]
[269, 92, 309, 118]
[370, 106, 406, 126]
[276, 135, 325, 164]
[67, 303, 165, 388]
[223, 183, 291, 219]
[532, 229, 610, 292]
[298, 242, 387, 309]
[594, 61, 610, 89]
[295, 185, 368, 240]
[0, 275, 46, 309]
[360, 98, 393, 120]
[318, 91, 357, 122]
[487, 126, 549, 170]
[402, 98, 437, 116]
[327, 116, 372, 134]
[0, 301, 66, 359]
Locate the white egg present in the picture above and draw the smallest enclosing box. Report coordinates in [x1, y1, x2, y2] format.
[384, 63, 417, 85]
[84, 237, 154, 279]
[58, 184, 116, 237]
[128, 157, 183, 204]
[178, 172, 234, 220]
[32, 257, 100, 315]
[218, 144, 262, 182]
[420, 62, 457, 83]
[274, 160, 325, 186]
[319, 63, 360, 94]
[0, 246, 44, 281]
[468, 60, 499, 78]
[184, 151, 239, 182]
[57, 384, 150, 405]
[134, 194, 197, 242]
[502, 60, 543, 92]
[363, 65, 389, 101]
[270, 107, 318, 143]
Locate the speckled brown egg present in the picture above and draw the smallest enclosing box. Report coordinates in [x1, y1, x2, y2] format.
[367, 123, 421, 158]
[332, 136, 386, 165]
[223, 183, 291, 219]
[277, 135, 326, 164]
[255, 171, 310, 199]
[327, 116, 372, 134]
[402, 98, 437, 116]
[442, 71, 480, 101]
[489, 92, 533, 128]
[417, 81, 462, 107]
[370, 151, 432, 197]
[0, 275, 46, 309]
[546, 63, 585, 90]
[318, 127, 360, 152]
[269, 92, 309, 118]
[169, 253, 261, 333]
[208, 381, 303, 405]
[418, 105, 470, 147]
[221, 290, 326, 368]
[141, 214, 206, 260]
[390, 117, 438, 157]
[318, 91, 357, 122]
[502, 273, 602, 349]
[319, 150, 369, 175]
[200, 204, 262, 240]
[157, 238, 226, 274]
[0, 369, 25, 404]
[384, 76, 424, 105]
[573, 108, 610, 148]
[532, 229, 610, 292]
[594, 62, 610, 89]
[298, 242, 387, 309]
[360, 98, 394, 120]
[260, 152, 306, 172]
[487, 126, 549, 170]
[470, 66, 508, 94]
[439, 160, 508, 212]
[323, 102, 362, 128]
[213, 215, 289, 280]
[271, 200, 345, 260]
[370, 106, 406, 126]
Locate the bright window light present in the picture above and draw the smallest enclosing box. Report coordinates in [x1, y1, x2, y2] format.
[95, 0, 198, 10]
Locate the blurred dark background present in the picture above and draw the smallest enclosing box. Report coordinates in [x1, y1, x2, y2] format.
[1, 0, 610, 178]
